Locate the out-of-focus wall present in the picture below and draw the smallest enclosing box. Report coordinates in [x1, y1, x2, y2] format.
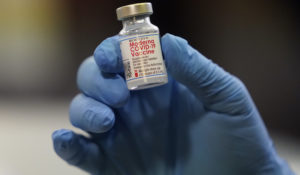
[0, 0, 73, 97]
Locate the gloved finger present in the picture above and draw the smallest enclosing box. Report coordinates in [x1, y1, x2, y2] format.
[77, 56, 129, 108]
[52, 129, 104, 175]
[161, 33, 253, 115]
[70, 94, 115, 133]
[94, 35, 123, 73]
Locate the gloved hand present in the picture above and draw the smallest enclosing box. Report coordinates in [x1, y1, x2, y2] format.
[52, 34, 294, 175]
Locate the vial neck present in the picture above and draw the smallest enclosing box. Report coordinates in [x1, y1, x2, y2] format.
[122, 16, 151, 27]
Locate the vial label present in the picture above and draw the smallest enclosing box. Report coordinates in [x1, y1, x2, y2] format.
[119, 33, 167, 84]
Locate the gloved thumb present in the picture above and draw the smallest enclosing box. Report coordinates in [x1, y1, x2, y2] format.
[161, 34, 253, 115]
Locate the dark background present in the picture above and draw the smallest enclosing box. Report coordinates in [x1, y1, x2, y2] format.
[0, 0, 299, 137]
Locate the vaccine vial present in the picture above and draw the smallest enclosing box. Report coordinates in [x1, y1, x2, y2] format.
[116, 3, 168, 90]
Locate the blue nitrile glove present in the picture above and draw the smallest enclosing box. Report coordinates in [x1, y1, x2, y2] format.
[52, 34, 294, 175]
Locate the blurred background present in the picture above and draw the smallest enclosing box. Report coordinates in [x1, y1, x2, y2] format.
[0, 0, 299, 174]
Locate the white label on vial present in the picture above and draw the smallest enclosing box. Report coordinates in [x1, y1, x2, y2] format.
[119, 33, 167, 82]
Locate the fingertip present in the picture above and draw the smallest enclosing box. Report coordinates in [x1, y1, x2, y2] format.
[52, 129, 75, 153]
[77, 57, 129, 108]
[80, 109, 115, 133]
[76, 57, 96, 95]
[161, 33, 189, 66]
[94, 35, 123, 73]
[70, 94, 116, 133]
[161, 33, 188, 50]
[99, 73, 130, 108]
[52, 129, 104, 174]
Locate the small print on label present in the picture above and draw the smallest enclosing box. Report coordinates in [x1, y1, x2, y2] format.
[120, 33, 166, 82]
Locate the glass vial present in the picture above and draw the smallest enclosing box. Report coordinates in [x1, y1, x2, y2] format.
[116, 3, 168, 90]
